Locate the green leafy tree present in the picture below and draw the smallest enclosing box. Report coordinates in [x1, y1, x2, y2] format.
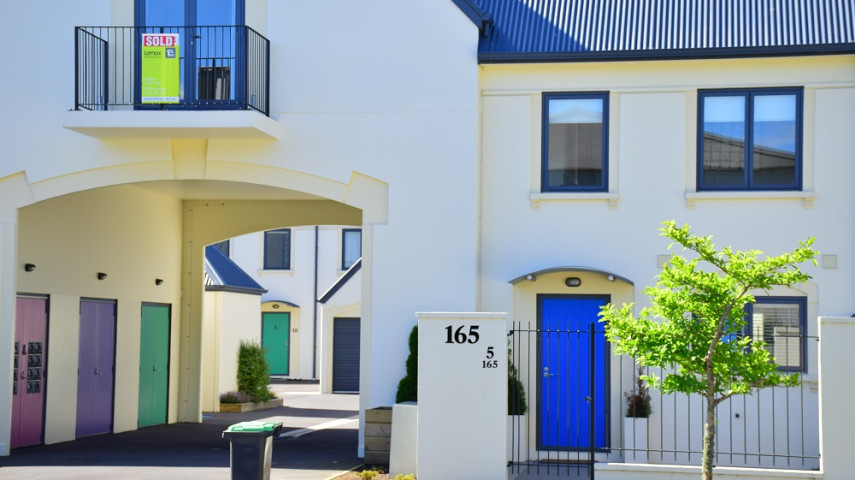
[599, 221, 817, 480]
[237, 340, 274, 402]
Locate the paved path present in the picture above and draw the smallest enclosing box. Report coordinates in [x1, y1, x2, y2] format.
[0, 384, 361, 480]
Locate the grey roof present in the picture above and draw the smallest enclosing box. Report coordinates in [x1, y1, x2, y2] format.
[318, 258, 362, 304]
[204, 245, 267, 295]
[453, 0, 855, 62]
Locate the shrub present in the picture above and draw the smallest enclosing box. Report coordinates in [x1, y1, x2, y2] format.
[395, 325, 418, 403]
[237, 340, 275, 402]
[219, 390, 253, 404]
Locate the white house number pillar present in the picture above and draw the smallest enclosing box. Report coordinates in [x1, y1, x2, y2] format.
[417, 312, 507, 480]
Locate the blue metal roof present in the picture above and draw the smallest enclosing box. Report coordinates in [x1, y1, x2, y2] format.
[454, 0, 855, 62]
[204, 245, 267, 295]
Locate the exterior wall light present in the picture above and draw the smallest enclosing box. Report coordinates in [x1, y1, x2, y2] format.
[607, 275, 615, 281]
[24, 263, 36, 272]
[97, 272, 107, 280]
[525, 274, 536, 281]
[565, 277, 582, 287]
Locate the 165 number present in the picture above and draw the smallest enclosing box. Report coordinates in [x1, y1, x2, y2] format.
[444, 325, 480, 344]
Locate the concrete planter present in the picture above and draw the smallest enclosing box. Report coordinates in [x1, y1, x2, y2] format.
[218, 397, 283, 413]
[389, 402, 418, 476]
[623, 417, 648, 464]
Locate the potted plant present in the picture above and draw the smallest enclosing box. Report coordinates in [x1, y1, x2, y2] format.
[218, 341, 282, 412]
[624, 365, 651, 463]
[507, 349, 528, 463]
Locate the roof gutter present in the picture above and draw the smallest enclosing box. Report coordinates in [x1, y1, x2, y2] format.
[479, 43, 855, 64]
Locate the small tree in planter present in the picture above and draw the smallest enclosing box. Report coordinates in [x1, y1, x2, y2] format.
[600, 221, 816, 480]
[395, 325, 418, 403]
[237, 340, 275, 402]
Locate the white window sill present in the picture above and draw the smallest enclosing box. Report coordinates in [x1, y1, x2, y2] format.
[685, 191, 815, 209]
[530, 192, 619, 209]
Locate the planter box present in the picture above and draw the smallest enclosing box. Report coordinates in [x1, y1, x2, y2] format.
[219, 398, 283, 413]
[623, 417, 648, 464]
[365, 406, 393, 465]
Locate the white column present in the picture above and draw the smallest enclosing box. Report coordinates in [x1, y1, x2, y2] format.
[818, 316, 855, 480]
[417, 312, 507, 480]
[0, 221, 18, 455]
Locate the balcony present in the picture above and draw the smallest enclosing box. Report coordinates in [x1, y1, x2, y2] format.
[65, 26, 277, 140]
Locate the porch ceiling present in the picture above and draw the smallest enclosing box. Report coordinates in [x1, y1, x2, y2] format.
[131, 180, 322, 201]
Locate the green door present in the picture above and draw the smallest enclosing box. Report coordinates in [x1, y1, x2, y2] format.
[262, 312, 290, 375]
[138, 304, 170, 427]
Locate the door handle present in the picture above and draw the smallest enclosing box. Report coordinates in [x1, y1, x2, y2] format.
[585, 396, 591, 403]
[153, 365, 158, 372]
[543, 367, 555, 378]
[95, 368, 102, 375]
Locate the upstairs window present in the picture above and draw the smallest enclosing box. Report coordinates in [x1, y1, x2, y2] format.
[542, 92, 609, 192]
[211, 240, 230, 256]
[263, 229, 291, 270]
[342, 229, 362, 270]
[698, 88, 802, 191]
[746, 297, 806, 372]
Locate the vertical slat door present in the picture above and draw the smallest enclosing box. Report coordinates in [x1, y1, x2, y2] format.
[11, 296, 48, 448]
[76, 300, 116, 437]
[332, 317, 360, 393]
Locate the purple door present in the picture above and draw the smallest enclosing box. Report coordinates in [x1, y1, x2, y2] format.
[76, 300, 116, 437]
[11, 296, 48, 448]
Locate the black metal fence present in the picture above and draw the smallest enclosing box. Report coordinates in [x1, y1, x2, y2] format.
[74, 26, 270, 115]
[508, 321, 820, 478]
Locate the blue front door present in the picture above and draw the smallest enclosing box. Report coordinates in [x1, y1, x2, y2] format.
[538, 295, 609, 450]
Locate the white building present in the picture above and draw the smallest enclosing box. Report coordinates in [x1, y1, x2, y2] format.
[0, 1, 853, 476]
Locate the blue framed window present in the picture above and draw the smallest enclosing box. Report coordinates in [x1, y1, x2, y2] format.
[341, 229, 362, 270]
[698, 88, 802, 191]
[542, 92, 609, 192]
[135, 0, 246, 108]
[263, 229, 291, 270]
[746, 297, 807, 372]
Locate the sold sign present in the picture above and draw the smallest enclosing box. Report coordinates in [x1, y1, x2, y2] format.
[142, 34, 178, 47]
[141, 33, 180, 104]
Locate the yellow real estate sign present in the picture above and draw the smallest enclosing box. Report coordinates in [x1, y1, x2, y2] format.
[141, 33, 180, 104]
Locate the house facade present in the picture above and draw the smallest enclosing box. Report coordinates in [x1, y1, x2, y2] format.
[0, 0, 853, 474]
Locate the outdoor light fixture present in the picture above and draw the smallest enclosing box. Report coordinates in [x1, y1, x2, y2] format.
[155, 278, 164, 286]
[607, 275, 615, 282]
[272, 304, 280, 309]
[24, 263, 36, 272]
[565, 277, 582, 287]
[97, 272, 107, 280]
[525, 274, 536, 281]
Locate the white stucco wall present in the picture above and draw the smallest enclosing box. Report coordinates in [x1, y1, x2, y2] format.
[0, 0, 481, 456]
[480, 55, 854, 469]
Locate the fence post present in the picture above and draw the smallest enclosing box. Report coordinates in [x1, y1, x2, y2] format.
[818, 316, 855, 480]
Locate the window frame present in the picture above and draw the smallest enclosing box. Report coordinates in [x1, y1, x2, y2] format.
[697, 87, 803, 192]
[745, 296, 807, 373]
[341, 228, 362, 271]
[541, 92, 610, 193]
[263, 228, 292, 270]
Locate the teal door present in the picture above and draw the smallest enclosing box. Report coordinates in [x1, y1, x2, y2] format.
[138, 304, 170, 428]
[262, 312, 290, 375]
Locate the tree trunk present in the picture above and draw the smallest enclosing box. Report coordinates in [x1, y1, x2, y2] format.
[702, 396, 716, 480]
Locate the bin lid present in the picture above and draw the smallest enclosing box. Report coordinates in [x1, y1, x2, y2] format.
[226, 421, 281, 432]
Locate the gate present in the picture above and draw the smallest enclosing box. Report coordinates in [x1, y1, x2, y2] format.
[509, 294, 610, 479]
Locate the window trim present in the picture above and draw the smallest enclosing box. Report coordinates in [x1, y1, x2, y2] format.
[745, 296, 807, 373]
[541, 92, 610, 193]
[341, 228, 362, 271]
[263, 228, 292, 270]
[697, 87, 803, 192]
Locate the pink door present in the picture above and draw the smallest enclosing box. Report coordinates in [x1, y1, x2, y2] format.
[11, 296, 48, 448]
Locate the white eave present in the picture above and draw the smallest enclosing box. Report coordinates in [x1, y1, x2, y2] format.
[62, 109, 279, 140]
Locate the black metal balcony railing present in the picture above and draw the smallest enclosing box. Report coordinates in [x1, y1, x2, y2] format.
[74, 26, 270, 115]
